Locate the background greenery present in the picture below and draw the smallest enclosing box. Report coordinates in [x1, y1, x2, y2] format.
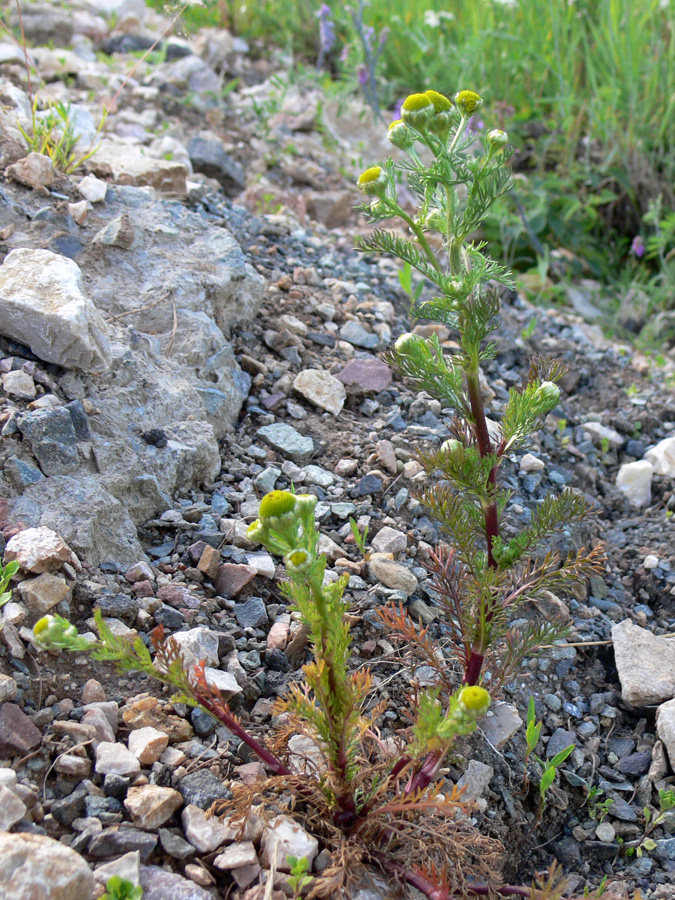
[154, 0, 675, 337]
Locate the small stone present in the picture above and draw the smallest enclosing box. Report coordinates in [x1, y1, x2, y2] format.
[89, 829, 157, 861]
[293, 369, 346, 416]
[371, 526, 407, 554]
[456, 760, 493, 801]
[213, 841, 258, 870]
[546, 728, 576, 758]
[89, 139, 187, 194]
[257, 423, 314, 463]
[234, 596, 268, 629]
[0, 674, 18, 703]
[0, 782, 27, 830]
[159, 828, 195, 860]
[0, 703, 42, 755]
[582, 421, 624, 449]
[125, 562, 154, 584]
[77, 173, 108, 203]
[368, 557, 418, 596]
[4, 526, 77, 574]
[93, 851, 141, 890]
[245, 552, 275, 579]
[69, 200, 89, 225]
[197, 545, 221, 579]
[17, 572, 71, 614]
[354, 474, 382, 496]
[595, 822, 616, 843]
[376, 440, 398, 474]
[178, 770, 231, 809]
[128, 726, 170, 765]
[335, 458, 358, 477]
[336, 358, 392, 392]
[2, 370, 36, 399]
[0, 832, 94, 900]
[339, 321, 378, 349]
[643, 554, 659, 569]
[19, 407, 79, 475]
[204, 667, 242, 697]
[139, 865, 213, 900]
[171, 627, 220, 670]
[214, 563, 257, 598]
[616, 750, 652, 777]
[54, 752, 92, 777]
[644, 436, 675, 477]
[188, 137, 245, 195]
[657, 699, 675, 768]
[615, 460, 653, 509]
[479, 701, 523, 749]
[4, 456, 44, 487]
[124, 785, 183, 830]
[93, 214, 144, 250]
[267, 621, 289, 650]
[260, 815, 319, 872]
[82, 679, 107, 704]
[519, 453, 545, 473]
[612, 619, 675, 706]
[95, 741, 141, 777]
[303, 464, 336, 487]
[6, 152, 55, 189]
[82, 707, 116, 743]
[182, 804, 235, 853]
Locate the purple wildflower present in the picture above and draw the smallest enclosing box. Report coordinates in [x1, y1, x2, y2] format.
[363, 25, 375, 53]
[317, 4, 336, 57]
[357, 64, 369, 86]
[467, 116, 485, 133]
[631, 235, 646, 258]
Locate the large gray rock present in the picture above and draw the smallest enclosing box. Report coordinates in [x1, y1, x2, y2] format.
[612, 619, 675, 706]
[139, 865, 213, 900]
[0, 249, 111, 372]
[88, 140, 188, 194]
[644, 436, 675, 477]
[0, 832, 94, 900]
[657, 699, 675, 769]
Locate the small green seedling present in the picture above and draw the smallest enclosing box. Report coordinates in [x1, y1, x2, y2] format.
[538, 743, 575, 810]
[399, 260, 424, 309]
[521, 316, 537, 340]
[101, 876, 143, 900]
[349, 516, 369, 557]
[522, 697, 573, 813]
[586, 785, 614, 823]
[0, 559, 19, 612]
[287, 855, 313, 899]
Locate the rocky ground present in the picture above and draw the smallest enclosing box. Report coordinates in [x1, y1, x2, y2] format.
[1, 3, 675, 900]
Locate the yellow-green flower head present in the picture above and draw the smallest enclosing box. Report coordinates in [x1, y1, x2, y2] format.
[246, 519, 266, 543]
[357, 165, 387, 197]
[401, 93, 434, 130]
[34, 615, 55, 640]
[285, 547, 313, 573]
[458, 685, 491, 717]
[388, 119, 415, 151]
[259, 490, 296, 520]
[454, 90, 483, 117]
[487, 128, 508, 150]
[425, 90, 452, 113]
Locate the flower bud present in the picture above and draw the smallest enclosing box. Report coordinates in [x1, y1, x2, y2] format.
[454, 90, 483, 117]
[357, 165, 388, 197]
[458, 685, 491, 717]
[246, 519, 266, 543]
[424, 90, 452, 113]
[400, 93, 434, 130]
[441, 439, 462, 455]
[394, 332, 423, 355]
[387, 118, 415, 150]
[536, 381, 561, 410]
[487, 128, 508, 150]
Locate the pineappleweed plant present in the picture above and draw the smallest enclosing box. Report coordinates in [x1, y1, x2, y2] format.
[356, 89, 603, 692]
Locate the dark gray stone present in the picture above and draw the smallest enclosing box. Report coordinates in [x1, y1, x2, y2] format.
[187, 138, 245, 195]
[158, 828, 195, 860]
[95, 592, 140, 626]
[88, 827, 158, 860]
[4, 455, 44, 487]
[265, 648, 290, 672]
[545, 728, 576, 759]
[177, 769, 231, 809]
[103, 773, 130, 801]
[616, 750, 652, 777]
[353, 474, 382, 497]
[154, 604, 185, 629]
[65, 400, 91, 440]
[190, 706, 218, 737]
[234, 596, 267, 629]
[51, 788, 87, 826]
[18, 408, 79, 475]
[0, 703, 42, 755]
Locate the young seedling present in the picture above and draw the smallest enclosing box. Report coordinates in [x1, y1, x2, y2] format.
[520, 695, 573, 815]
[101, 876, 143, 900]
[538, 743, 575, 816]
[586, 785, 614, 823]
[357, 89, 603, 696]
[286, 855, 313, 900]
[624, 787, 675, 858]
[0, 559, 19, 612]
[522, 695, 542, 792]
[349, 515, 369, 557]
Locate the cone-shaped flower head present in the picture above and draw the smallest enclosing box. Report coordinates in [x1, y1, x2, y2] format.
[458, 685, 491, 717]
[401, 93, 434, 130]
[388, 119, 415, 151]
[33, 614, 89, 650]
[357, 165, 388, 197]
[425, 89, 452, 113]
[455, 90, 483, 117]
[285, 547, 314, 574]
[259, 489, 296, 520]
[536, 380, 561, 411]
[394, 332, 424, 355]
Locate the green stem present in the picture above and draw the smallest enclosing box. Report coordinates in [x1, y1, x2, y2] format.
[395, 207, 442, 274]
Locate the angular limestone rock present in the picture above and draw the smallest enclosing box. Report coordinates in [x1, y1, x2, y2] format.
[612, 619, 675, 706]
[0, 248, 111, 372]
[293, 369, 346, 416]
[0, 832, 94, 900]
